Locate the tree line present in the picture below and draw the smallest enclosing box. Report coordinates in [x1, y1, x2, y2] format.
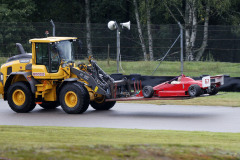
[1, 0, 240, 61]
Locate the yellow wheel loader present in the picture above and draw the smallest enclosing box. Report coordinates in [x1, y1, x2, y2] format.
[0, 37, 131, 114]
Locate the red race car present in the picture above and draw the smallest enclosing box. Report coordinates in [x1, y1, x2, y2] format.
[138, 74, 224, 98]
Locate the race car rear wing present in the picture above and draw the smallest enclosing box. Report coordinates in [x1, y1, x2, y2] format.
[211, 75, 224, 85]
[202, 75, 224, 88]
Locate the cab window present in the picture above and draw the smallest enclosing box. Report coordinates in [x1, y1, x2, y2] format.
[35, 43, 60, 73]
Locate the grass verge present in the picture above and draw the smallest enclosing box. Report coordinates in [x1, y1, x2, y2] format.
[0, 126, 239, 160]
[93, 60, 240, 77]
[120, 92, 240, 107]
[1, 58, 240, 77]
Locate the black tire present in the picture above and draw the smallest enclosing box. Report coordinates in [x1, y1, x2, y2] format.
[59, 82, 89, 114]
[7, 82, 36, 113]
[90, 98, 116, 110]
[208, 85, 219, 95]
[39, 101, 60, 109]
[142, 86, 154, 98]
[188, 84, 202, 97]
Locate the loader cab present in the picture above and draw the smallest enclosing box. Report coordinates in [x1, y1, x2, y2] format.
[35, 42, 60, 73]
[30, 37, 77, 79]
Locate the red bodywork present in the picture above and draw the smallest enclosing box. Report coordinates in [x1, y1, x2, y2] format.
[137, 75, 221, 97]
[106, 74, 224, 101]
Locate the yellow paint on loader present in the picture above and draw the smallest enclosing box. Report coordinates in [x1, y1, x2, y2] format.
[0, 36, 111, 115]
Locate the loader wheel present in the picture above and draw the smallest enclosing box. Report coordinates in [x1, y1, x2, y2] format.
[7, 82, 35, 113]
[59, 83, 89, 114]
[39, 101, 60, 109]
[142, 86, 154, 98]
[188, 84, 202, 97]
[90, 97, 116, 110]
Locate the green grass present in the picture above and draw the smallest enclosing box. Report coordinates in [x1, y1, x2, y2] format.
[120, 92, 240, 107]
[87, 60, 240, 77]
[1, 57, 240, 77]
[0, 126, 239, 160]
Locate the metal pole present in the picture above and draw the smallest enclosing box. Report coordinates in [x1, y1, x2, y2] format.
[151, 34, 180, 76]
[116, 28, 120, 73]
[50, 19, 55, 37]
[107, 44, 110, 66]
[178, 22, 184, 74]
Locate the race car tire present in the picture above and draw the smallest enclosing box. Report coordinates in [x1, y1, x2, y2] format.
[59, 82, 89, 114]
[142, 86, 154, 98]
[90, 100, 116, 110]
[188, 84, 202, 97]
[39, 101, 60, 109]
[208, 85, 219, 95]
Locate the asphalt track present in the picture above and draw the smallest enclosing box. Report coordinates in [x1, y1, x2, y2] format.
[0, 99, 239, 132]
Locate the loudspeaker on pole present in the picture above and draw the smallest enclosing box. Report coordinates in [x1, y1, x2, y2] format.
[120, 21, 130, 30]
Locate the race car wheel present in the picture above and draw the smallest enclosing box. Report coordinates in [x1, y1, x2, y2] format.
[188, 84, 202, 97]
[90, 96, 116, 110]
[59, 82, 89, 114]
[7, 82, 36, 113]
[39, 101, 60, 109]
[142, 86, 154, 98]
[208, 85, 219, 95]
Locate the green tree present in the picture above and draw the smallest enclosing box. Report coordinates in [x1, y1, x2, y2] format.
[0, 0, 36, 56]
[164, 0, 232, 61]
[31, 0, 85, 23]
